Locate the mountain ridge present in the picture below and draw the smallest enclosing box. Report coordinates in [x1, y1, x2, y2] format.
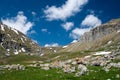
[0, 22, 42, 58]
[60, 18, 120, 52]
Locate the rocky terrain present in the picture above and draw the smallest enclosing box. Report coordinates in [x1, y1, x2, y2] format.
[0, 19, 120, 80]
[61, 19, 120, 52]
[0, 23, 42, 58]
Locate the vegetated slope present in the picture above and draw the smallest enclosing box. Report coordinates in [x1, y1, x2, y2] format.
[61, 19, 120, 52]
[0, 23, 42, 58]
[0, 19, 120, 80]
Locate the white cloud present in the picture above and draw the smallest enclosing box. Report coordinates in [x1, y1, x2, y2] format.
[81, 14, 102, 28]
[70, 28, 90, 39]
[41, 28, 51, 34]
[32, 39, 38, 44]
[71, 40, 78, 43]
[70, 14, 102, 39]
[44, 43, 59, 47]
[41, 28, 48, 32]
[44, 0, 88, 21]
[28, 30, 36, 35]
[1, 11, 34, 34]
[61, 22, 74, 31]
[32, 11, 36, 16]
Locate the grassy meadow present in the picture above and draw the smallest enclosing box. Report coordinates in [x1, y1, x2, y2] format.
[0, 66, 120, 80]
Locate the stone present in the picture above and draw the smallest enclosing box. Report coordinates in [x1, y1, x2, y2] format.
[63, 64, 75, 73]
[41, 66, 50, 70]
[75, 64, 87, 76]
[116, 74, 120, 78]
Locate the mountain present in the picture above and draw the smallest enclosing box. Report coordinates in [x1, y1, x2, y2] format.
[0, 22, 42, 58]
[61, 19, 120, 52]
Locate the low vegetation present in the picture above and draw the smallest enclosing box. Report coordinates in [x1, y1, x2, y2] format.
[0, 66, 120, 80]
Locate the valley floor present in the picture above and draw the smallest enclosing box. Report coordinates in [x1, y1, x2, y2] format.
[0, 66, 120, 80]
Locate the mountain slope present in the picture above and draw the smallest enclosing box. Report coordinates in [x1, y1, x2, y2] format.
[0, 23, 41, 58]
[61, 19, 120, 52]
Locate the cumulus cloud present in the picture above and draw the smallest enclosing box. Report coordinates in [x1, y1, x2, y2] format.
[44, 0, 88, 21]
[28, 30, 36, 35]
[32, 39, 38, 44]
[70, 14, 102, 39]
[61, 22, 74, 31]
[44, 43, 59, 47]
[32, 11, 36, 16]
[81, 14, 102, 28]
[41, 28, 48, 32]
[70, 28, 90, 39]
[71, 39, 78, 43]
[1, 11, 33, 34]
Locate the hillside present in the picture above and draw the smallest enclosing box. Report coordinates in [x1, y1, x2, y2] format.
[0, 23, 42, 58]
[61, 19, 120, 52]
[0, 19, 120, 80]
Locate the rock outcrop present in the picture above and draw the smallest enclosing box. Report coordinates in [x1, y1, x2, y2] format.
[61, 19, 120, 52]
[0, 23, 42, 57]
[80, 19, 120, 42]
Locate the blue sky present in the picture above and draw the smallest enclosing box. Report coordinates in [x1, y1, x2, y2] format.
[0, 0, 120, 47]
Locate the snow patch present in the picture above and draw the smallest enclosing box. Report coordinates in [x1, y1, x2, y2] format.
[71, 40, 78, 43]
[11, 28, 19, 34]
[14, 50, 19, 55]
[0, 43, 4, 48]
[49, 47, 52, 49]
[7, 49, 10, 52]
[12, 39, 16, 42]
[54, 50, 57, 53]
[107, 41, 112, 44]
[19, 50, 22, 53]
[117, 30, 120, 33]
[21, 48, 26, 52]
[21, 38, 25, 43]
[93, 51, 111, 55]
[63, 45, 68, 48]
[40, 54, 44, 56]
[22, 36, 27, 41]
[1, 25, 5, 31]
[7, 34, 11, 37]
[84, 55, 91, 59]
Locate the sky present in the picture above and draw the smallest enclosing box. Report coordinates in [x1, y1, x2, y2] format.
[0, 0, 120, 47]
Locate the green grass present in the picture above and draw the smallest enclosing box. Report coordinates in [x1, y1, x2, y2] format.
[0, 54, 46, 65]
[43, 51, 91, 62]
[0, 66, 120, 80]
[113, 59, 120, 63]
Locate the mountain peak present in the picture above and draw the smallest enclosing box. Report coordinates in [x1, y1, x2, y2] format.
[0, 23, 41, 57]
[61, 18, 120, 52]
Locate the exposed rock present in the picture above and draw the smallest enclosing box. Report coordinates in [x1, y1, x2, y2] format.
[41, 66, 50, 70]
[75, 64, 88, 76]
[50, 61, 65, 68]
[61, 18, 120, 52]
[116, 74, 120, 78]
[0, 23, 42, 56]
[63, 64, 75, 73]
[80, 19, 120, 43]
[4, 64, 25, 70]
[107, 62, 120, 68]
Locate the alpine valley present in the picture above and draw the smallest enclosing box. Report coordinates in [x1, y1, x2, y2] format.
[0, 19, 120, 80]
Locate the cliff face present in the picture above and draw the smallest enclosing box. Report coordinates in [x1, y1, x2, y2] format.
[80, 19, 120, 43]
[0, 23, 41, 57]
[61, 19, 120, 52]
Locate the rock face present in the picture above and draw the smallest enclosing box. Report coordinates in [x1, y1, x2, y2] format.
[62, 19, 120, 52]
[80, 19, 120, 42]
[0, 23, 42, 57]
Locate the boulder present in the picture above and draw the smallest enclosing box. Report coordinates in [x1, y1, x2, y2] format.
[75, 64, 88, 76]
[63, 64, 75, 73]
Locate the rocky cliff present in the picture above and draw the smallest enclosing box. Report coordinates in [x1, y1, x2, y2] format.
[80, 19, 120, 42]
[61, 19, 120, 52]
[0, 23, 41, 58]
